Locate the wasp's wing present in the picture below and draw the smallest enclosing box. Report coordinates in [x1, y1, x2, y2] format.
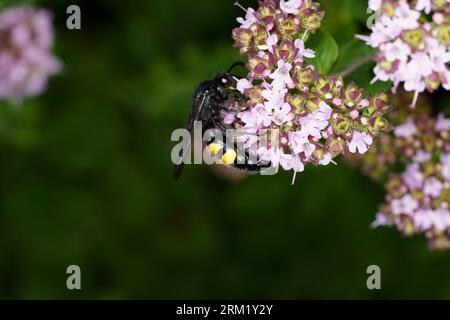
[173, 92, 210, 179]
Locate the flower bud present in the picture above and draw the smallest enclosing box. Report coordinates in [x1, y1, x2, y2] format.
[232, 28, 253, 55]
[287, 93, 307, 114]
[252, 25, 269, 48]
[380, 1, 396, 17]
[247, 52, 274, 79]
[312, 75, 331, 98]
[331, 114, 351, 135]
[299, 9, 324, 32]
[310, 148, 325, 164]
[257, 3, 276, 29]
[432, 24, 450, 46]
[367, 116, 392, 135]
[328, 75, 344, 96]
[386, 175, 404, 198]
[341, 82, 363, 108]
[246, 85, 264, 106]
[305, 94, 321, 112]
[293, 64, 316, 92]
[432, 0, 447, 11]
[312, 75, 341, 100]
[425, 73, 441, 91]
[402, 28, 426, 50]
[372, 92, 390, 112]
[278, 17, 299, 38]
[274, 39, 296, 61]
[326, 136, 346, 157]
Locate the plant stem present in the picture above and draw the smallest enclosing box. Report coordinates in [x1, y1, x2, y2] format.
[337, 54, 375, 78]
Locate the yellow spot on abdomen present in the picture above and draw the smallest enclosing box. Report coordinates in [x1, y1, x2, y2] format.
[222, 149, 237, 165]
[208, 143, 223, 156]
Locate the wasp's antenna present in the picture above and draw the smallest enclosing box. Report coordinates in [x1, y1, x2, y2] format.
[227, 61, 246, 74]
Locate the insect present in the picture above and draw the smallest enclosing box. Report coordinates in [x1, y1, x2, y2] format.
[173, 62, 271, 179]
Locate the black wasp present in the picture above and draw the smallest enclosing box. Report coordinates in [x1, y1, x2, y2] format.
[173, 62, 271, 179]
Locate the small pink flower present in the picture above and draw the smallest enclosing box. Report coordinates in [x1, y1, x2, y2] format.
[238, 104, 272, 129]
[441, 154, 450, 182]
[433, 13, 444, 24]
[294, 39, 315, 62]
[280, 153, 305, 173]
[272, 102, 293, 125]
[269, 60, 295, 90]
[436, 113, 450, 131]
[298, 115, 326, 140]
[398, 59, 427, 92]
[262, 86, 287, 108]
[280, 0, 303, 15]
[423, 177, 443, 198]
[443, 70, 450, 90]
[394, 1, 420, 30]
[402, 163, 424, 190]
[372, 212, 392, 228]
[394, 119, 417, 138]
[256, 103, 274, 127]
[368, 0, 382, 11]
[237, 78, 252, 94]
[221, 111, 236, 125]
[289, 131, 308, 154]
[258, 34, 278, 53]
[316, 101, 333, 121]
[415, 0, 432, 14]
[413, 209, 434, 231]
[319, 153, 336, 166]
[257, 146, 283, 167]
[430, 209, 450, 231]
[391, 194, 419, 216]
[348, 131, 373, 154]
[413, 150, 431, 163]
[383, 39, 411, 62]
[236, 7, 257, 29]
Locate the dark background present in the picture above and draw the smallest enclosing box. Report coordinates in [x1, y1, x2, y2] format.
[0, 0, 449, 299]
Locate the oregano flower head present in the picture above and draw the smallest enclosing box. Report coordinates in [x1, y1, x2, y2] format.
[374, 116, 450, 249]
[228, 0, 392, 182]
[0, 6, 61, 101]
[348, 90, 433, 180]
[358, 0, 450, 107]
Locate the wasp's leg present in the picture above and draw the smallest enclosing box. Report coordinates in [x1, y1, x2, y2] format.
[212, 116, 227, 131]
[207, 103, 228, 131]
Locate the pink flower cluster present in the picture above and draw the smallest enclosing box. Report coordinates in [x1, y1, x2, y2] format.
[0, 6, 61, 101]
[229, 0, 391, 181]
[373, 112, 450, 249]
[358, 0, 450, 107]
[348, 90, 432, 180]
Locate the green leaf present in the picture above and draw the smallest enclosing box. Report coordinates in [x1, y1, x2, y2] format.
[330, 39, 374, 74]
[304, 29, 339, 74]
[330, 39, 393, 95]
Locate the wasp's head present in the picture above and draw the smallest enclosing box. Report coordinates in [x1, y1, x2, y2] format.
[212, 72, 234, 100]
[214, 72, 233, 88]
[213, 62, 246, 96]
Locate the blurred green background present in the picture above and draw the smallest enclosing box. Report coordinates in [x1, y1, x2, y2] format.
[0, 0, 449, 299]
